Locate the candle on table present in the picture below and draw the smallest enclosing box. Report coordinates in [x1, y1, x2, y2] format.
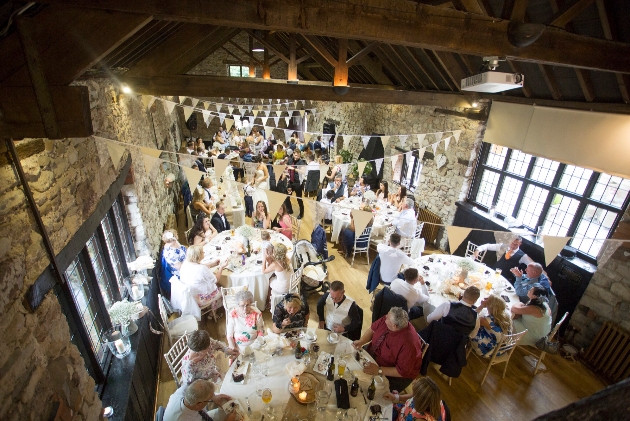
[291, 376, 300, 393]
[131, 285, 139, 299]
[114, 339, 126, 354]
[298, 391, 307, 401]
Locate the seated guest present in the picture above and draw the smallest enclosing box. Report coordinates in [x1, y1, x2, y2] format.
[226, 290, 264, 351]
[200, 177, 215, 207]
[272, 203, 293, 240]
[251, 200, 271, 229]
[512, 262, 551, 302]
[353, 307, 423, 392]
[210, 201, 230, 233]
[350, 175, 370, 197]
[262, 243, 292, 295]
[473, 235, 534, 285]
[392, 197, 417, 238]
[376, 181, 389, 201]
[181, 330, 239, 385]
[390, 268, 429, 320]
[384, 377, 448, 421]
[260, 230, 273, 255]
[317, 281, 361, 337]
[319, 189, 335, 224]
[377, 233, 414, 285]
[511, 286, 552, 347]
[426, 286, 480, 337]
[389, 185, 407, 208]
[162, 229, 187, 278]
[273, 143, 286, 162]
[163, 379, 236, 421]
[339, 204, 373, 257]
[191, 186, 215, 223]
[188, 216, 218, 246]
[271, 294, 310, 333]
[471, 295, 513, 357]
[174, 246, 227, 320]
[186, 139, 195, 154]
[329, 175, 349, 203]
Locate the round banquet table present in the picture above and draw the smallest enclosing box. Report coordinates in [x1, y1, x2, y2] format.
[203, 229, 293, 310]
[330, 198, 400, 243]
[220, 328, 393, 421]
[409, 254, 520, 318]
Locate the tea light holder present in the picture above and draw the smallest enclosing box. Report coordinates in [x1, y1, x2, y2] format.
[298, 391, 308, 401]
[104, 327, 131, 359]
[124, 275, 145, 301]
[291, 376, 301, 393]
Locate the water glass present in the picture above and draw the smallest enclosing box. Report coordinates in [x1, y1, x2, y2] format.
[316, 390, 329, 412]
[347, 408, 358, 421]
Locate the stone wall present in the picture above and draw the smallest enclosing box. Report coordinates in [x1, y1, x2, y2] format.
[308, 102, 486, 248]
[0, 80, 184, 420]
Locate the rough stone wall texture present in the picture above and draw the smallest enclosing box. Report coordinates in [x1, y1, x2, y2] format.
[0, 80, 183, 420]
[308, 102, 485, 248]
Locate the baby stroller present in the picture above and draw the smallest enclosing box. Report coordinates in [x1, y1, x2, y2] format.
[292, 239, 334, 301]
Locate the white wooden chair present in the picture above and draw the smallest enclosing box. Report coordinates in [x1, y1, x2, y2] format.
[158, 294, 198, 348]
[468, 329, 528, 385]
[369, 225, 395, 253]
[350, 226, 373, 267]
[186, 206, 193, 229]
[465, 241, 486, 263]
[184, 228, 192, 246]
[290, 215, 301, 244]
[520, 312, 569, 375]
[163, 333, 190, 388]
[199, 294, 223, 322]
[400, 236, 413, 257]
[221, 285, 249, 327]
[270, 268, 302, 316]
[414, 222, 425, 239]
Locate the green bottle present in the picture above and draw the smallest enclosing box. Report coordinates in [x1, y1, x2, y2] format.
[367, 377, 376, 401]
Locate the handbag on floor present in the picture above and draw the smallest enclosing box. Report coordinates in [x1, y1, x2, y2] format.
[534, 335, 559, 354]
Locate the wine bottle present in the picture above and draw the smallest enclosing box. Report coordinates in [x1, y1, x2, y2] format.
[295, 340, 302, 359]
[326, 357, 335, 381]
[367, 377, 376, 401]
[350, 377, 359, 397]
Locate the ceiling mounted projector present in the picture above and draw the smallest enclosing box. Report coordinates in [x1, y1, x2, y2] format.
[461, 72, 524, 93]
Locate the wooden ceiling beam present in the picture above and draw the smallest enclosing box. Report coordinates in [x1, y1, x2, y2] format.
[228, 39, 263, 67]
[373, 46, 415, 89]
[121, 74, 471, 107]
[510, 0, 530, 22]
[244, 30, 290, 64]
[538, 63, 562, 100]
[432, 51, 468, 92]
[347, 40, 393, 86]
[167, 27, 242, 75]
[334, 39, 349, 86]
[595, 0, 629, 103]
[38, 0, 630, 74]
[346, 42, 379, 68]
[389, 45, 426, 90]
[548, 0, 595, 28]
[457, 0, 487, 15]
[301, 35, 337, 68]
[295, 35, 334, 79]
[406, 47, 441, 91]
[418, 49, 457, 91]
[288, 33, 298, 81]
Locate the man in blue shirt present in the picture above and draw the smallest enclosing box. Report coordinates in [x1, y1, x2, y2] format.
[511, 262, 558, 320]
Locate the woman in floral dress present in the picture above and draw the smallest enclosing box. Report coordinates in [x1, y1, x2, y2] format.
[180, 330, 239, 385]
[472, 294, 513, 357]
[226, 290, 264, 351]
[162, 229, 186, 277]
[384, 377, 448, 421]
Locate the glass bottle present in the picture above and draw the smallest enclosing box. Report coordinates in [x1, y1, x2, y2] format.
[326, 357, 335, 381]
[367, 377, 376, 401]
[295, 340, 302, 359]
[350, 376, 359, 397]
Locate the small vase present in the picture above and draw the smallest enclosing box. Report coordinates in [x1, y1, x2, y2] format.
[459, 269, 469, 283]
[122, 320, 138, 336]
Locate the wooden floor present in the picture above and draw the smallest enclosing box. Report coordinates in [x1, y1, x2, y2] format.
[155, 198, 606, 420]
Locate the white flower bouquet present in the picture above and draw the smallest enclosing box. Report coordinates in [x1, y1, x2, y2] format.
[458, 257, 478, 273]
[363, 190, 376, 201]
[236, 225, 256, 239]
[109, 299, 143, 325]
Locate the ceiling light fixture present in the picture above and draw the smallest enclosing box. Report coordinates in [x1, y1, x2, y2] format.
[121, 83, 132, 94]
[472, 101, 478, 108]
[252, 41, 264, 52]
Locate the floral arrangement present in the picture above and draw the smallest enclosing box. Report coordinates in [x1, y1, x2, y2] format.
[109, 299, 143, 325]
[458, 258, 477, 273]
[363, 190, 376, 201]
[236, 225, 256, 239]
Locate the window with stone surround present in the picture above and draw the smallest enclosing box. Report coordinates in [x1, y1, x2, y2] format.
[399, 151, 423, 191]
[228, 65, 249, 77]
[469, 142, 630, 262]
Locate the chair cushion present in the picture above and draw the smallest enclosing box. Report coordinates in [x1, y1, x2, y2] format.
[168, 314, 198, 337]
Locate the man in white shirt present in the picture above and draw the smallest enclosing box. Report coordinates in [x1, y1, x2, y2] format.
[473, 235, 534, 284]
[426, 286, 480, 338]
[319, 189, 335, 223]
[377, 233, 414, 285]
[393, 198, 417, 238]
[163, 379, 236, 421]
[390, 267, 429, 320]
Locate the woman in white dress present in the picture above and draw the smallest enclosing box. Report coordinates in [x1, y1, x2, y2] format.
[511, 286, 552, 347]
[251, 157, 269, 209]
[262, 243, 292, 296]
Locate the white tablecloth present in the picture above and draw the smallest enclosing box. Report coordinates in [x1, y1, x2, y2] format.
[330, 199, 399, 243]
[204, 230, 293, 310]
[220, 328, 392, 420]
[410, 255, 519, 317]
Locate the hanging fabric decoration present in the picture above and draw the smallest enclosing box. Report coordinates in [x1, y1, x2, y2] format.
[299, 110, 305, 117]
[261, 117, 268, 126]
[248, 116, 255, 125]
[266, 190, 287, 218]
[431, 141, 439, 155]
[164, 100, 176, 115]
[105, 142, 126, 169]
[361, 136, 370, 149]
[141, 95, 152, 110]
[182, 166, 204, 189]
[381, 136, 391, 148]
[283, 129, 293, 141]
[303, 132, 312, 143]
[399, 135, 408, 148]
[343, 135, 353, 144]
[542, 236, 571, 266]
[215, 104, 221, 112]
[219, 113, 226, 125]
[183, 106, 194, 122]
[434, 132, 443, 143]
[284, 117, 291, 126]
[446, 226, 472, 254]
[273, 164, 286, 183]
[493, 231, 515, 260]
[139, 146, 162, 159]
[246, 125, 253, 136]
[224, 118, 234, 131]
[453, 130, 462, 143]
[205, 115, 215, 127]
[201, 110, 211, 123]
[179, 96, 188, 104]
[228, 106, 234, 115]
[319, 164, 329, 183]
[352, 209, 373, 237]
[190, 98, 200, 108]
[596, 240, 622, 268]
[416, 134, 426, 146]
[357, 161, 368, 177]
[142, 154, 160, 174]
[374, 158, 383, 175]
[274, 117, 280, 126]
[264, 126, 274, 136]
[443, 136, 451, 151]
[212, 158, 231, 179]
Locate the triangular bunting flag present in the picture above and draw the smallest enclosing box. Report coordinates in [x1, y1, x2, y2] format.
[446, 226, 472, 254]
[351, 209, 373, 238]
[319, 164, 329, 183]
[266, 190, 286, 218]
[374, 158, 383, 175]
[246, 125, 253, 136]
[248, 116, 255, 125]
[106, 142, 126, 169]
[143, 154, 160, 174]
[283, 129, 293, 141]
[340, 163, 349, 179]
[219, 113, 225, 125]
[284, 117, 291, 126]
[417, 134, 426, 145]
[381, 136, 390, 148]
[405, 151, 413, 161]
[418, 147, 426, 160]
[453, 130, 462, 143]
[215, 104, 221, 112]
[141, 95, 152, 109]
[444, 136, 451, 151]
[179, 96, 188, 104]
[342, 135, 352, 144]
[261, 117, 268, 126]
[357, 161, 368, 176]
[264, 126, 274, 136]
[435, 132, 443, 142]
[202, 110, 211, 123]
[390, 155, 398, 164]
[361, 136, 370, 149]
[298, 110, 305, 118]
[228, 106, 234, 115]
[183, 106, 194, 122]
[205, 115, 215, 127]
[273, 165, 286, 183]
[225, 118, 234, 131]
[139, 146, 161, 158]
[212, 158, 231, 178]
[273, 117, 280, 126]
[190, 98, 200, 108]
[182, 165, 203, 189]
[399, 135, 408, 147]
[542, 236, 570, 266]
[164, 101, 176, 115]
[431, 142, 439, 155]
[303, 132, 312, 143]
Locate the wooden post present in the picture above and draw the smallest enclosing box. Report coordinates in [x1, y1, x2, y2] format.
[288, 33, 297, 82]
[248, 35, 256, 77]
[263, 46, 271, 79]
[334, 38, 348, 86]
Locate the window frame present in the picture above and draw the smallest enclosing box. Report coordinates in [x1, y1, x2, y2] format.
[468, 142, 630, 263]
[397, 149, 423, 192]
[227, 64, 250, 77]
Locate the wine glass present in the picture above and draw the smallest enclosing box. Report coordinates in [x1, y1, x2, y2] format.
[261, 388, 273, 413]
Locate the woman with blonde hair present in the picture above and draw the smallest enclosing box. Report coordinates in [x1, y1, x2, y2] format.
[191, 186, 215, 223]
[472, 294, 513, 357]
[271, 294, 309, 333]
[262, 243, 292, 296]
[161, 229, 186, 278]
[384, 376, 448, 421]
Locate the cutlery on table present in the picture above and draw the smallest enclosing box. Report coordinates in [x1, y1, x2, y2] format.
[246, 397, 251, 415]
[359, 386, 367, 404]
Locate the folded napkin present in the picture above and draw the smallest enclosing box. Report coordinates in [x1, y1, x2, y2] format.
[352, 370, 373, 383]
[254, 350, 269, 364]
[285, 361, 307, 377]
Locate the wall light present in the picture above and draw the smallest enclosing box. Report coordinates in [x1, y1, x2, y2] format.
[472, 101, 479, 108]
[121, 83, 132, 94]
